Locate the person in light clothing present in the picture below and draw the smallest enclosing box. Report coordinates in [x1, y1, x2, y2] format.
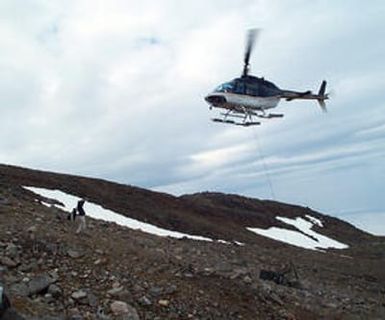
[76, 199, 87, 234]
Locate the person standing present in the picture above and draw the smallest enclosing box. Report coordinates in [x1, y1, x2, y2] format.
[76, 199, 86, 234]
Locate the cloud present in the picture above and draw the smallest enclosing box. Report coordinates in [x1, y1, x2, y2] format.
[1, 0, 385, 234]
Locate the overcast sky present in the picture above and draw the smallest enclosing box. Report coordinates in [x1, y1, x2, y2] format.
[1, 0, 384, 235]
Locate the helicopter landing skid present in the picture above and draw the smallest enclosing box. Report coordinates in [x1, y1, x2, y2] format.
[256, 113, 284, 119]
[212, 118, 261, 126]
[212, 108, 261, 126]
[246, 109, 284, 119]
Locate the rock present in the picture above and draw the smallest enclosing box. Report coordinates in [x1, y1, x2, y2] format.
[28, 274, 53, 296]
[111, 301, 129, 314]
[107, 287, 124, 297]
[49, 270, 60, 283]
[202, 267, 214, 275]
[138, 295, 152, 306]
[131, 284, 144, 294]
[71, 290, 87, 300]
[87, 292, 98, 307]
[0, 256, 19, 268]
[10, 282, 29, 297]
[96, 306, 110, 320]
[164, 285, 177, 295]
[67, 249, 83, 259]
[27, 225, 37, 233]
[229, 267, 248, 280]
[66, 298, 75, 307]
[19, 260, 38, 272]
[183, 272, 194, 278]
[278, 309, 296, 320]
[158, 299, 170, 307]
[269, 293, 284, 306]
[110, 301, 140, 320]
[5, 243, 19, 258]
[0, 197, 10, 206]
[149, 286, 163, 297]
[243, 275, 253, 284]
[48, 284, 62, 298]
[44, 293, 54, 303]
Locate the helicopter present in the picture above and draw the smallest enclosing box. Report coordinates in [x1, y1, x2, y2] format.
[204, 29, 329, 126]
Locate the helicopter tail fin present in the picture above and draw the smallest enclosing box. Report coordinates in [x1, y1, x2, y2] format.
[317, 80, 328, 112]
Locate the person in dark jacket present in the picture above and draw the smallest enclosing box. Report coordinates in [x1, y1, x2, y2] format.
[76, 199, 87, 234]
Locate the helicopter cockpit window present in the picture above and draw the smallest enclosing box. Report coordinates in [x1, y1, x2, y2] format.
[214, 82, 234, 93]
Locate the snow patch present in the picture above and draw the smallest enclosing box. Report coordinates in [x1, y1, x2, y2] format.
[215, 240, 245, 246]
[305, 214, 323, 227]
[40, 200, 55, 208]
[247, 216, 348, 250]
[24, 186, 213, 242]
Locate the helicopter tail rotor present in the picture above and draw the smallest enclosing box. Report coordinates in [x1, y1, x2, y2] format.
[242, 28, 260, 77]
[317, 80, 328, 112]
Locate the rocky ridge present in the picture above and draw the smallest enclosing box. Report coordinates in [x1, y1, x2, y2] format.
[0, 164, 385, 319]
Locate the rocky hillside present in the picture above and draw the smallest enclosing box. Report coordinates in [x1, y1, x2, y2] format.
[0, 164, 384, 319]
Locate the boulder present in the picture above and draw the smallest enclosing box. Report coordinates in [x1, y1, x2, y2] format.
[110, 301, 129, 315]
[107, 286, 124, 297]
[5, 243, 19, 258]
[28, 274, 54, 296]
[0, 257, 19, 268]
[67, 249, 83, 259]
[10, 282, 29, 297]
[48, 284, 62, 299]
[110, 301, 140, 320]
[158, 299, 170, 307]
[138, 295, 152, 306]
[71, 290, 87, 300]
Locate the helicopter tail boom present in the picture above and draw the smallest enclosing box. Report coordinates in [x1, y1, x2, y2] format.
[281, 80, 329, 112]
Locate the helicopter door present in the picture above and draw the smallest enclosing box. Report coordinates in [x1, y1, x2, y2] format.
[233, 81, 246, 95]
[245, 83, 259, 97]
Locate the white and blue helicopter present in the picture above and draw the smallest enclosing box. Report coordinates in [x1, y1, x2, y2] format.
[205, 29, 329, 126]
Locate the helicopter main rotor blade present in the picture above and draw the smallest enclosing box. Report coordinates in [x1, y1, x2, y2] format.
[242, 28, 259, 77]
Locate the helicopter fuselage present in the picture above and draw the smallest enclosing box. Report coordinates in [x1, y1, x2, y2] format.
[205, 76, 282, 112]
[206, 92, 280, 111]
[205, 76, 328, 113]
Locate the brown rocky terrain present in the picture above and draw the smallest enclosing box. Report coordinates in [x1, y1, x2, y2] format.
[0, 164, 384, 319]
